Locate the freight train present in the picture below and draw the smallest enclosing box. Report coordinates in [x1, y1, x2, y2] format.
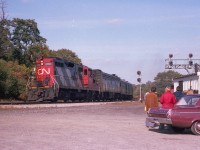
[27, 57, 133, 102]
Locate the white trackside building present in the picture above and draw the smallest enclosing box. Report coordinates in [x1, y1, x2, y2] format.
[173, 72, 200, 94]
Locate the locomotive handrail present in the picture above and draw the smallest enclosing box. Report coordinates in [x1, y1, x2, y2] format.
[50, 75, 59, 97]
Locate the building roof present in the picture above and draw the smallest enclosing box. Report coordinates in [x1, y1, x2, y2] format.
[174, 73, 197, 80]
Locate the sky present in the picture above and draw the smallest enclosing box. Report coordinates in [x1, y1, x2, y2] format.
[5, 0, 200, 84]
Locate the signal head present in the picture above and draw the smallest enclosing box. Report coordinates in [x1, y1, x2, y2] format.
[189, 53, 193, 58]
[169, 60, 173, 66]
[137, 71, 141, 75]
[137, 78, 141, 83]
[169, 54, 173, 58]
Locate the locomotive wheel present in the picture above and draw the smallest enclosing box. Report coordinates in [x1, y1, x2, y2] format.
[51, 98, 57, 103]
[191, 121, 200, 135]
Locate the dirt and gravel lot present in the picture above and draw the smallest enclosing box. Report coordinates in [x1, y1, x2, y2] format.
[0, 101, 199, 150]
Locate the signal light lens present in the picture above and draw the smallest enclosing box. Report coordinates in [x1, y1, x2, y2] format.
[189, 60, 193, 66]
[189, 53, 193, 58]
[169, 61, 173, 66]
[137, 71, 141, 75]
[169, 54, 173, 58]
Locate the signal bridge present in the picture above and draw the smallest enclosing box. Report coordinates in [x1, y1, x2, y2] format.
[165, 54, 200, 73]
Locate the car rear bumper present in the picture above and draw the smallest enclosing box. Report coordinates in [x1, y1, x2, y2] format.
[146, 117, 172, 128]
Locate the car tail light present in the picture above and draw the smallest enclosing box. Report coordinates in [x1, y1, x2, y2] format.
[166, 109, 172, 119]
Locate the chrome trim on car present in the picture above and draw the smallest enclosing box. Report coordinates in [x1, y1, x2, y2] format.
[166, 109, 172, 119]
[146, 117, 172, 128]
[179, 112, 200, 114]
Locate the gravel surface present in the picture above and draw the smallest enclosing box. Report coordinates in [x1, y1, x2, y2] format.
[0, 101, 199, 150]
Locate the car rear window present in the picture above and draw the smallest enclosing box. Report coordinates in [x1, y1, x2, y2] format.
[188, 98, 199, 105]
[176, 95, 200, 106]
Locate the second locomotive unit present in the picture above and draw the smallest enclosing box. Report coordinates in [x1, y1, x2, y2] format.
[27, 57, 133, 102]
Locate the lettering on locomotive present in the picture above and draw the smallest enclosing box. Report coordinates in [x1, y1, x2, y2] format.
[38, 68, 50, 75]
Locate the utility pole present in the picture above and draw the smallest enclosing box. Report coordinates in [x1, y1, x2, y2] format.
[137, 71, 142, 102]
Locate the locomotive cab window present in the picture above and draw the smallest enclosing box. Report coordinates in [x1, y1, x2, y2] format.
[84, 69, 88, 75]
[65, 62, 74, 68]
[55, 62, 64, 67]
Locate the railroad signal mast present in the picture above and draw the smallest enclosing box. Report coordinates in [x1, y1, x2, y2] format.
[137, 71, 142, 102]
[165, 53, 200, 74]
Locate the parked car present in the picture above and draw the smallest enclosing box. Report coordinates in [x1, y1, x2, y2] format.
[146, 94, 200, 135]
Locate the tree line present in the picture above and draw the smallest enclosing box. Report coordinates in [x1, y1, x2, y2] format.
[133, 70, 183, 99]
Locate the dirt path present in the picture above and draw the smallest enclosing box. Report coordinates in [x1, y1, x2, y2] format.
[0, 101, 199, 150]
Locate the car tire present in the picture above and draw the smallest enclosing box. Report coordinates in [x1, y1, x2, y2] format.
[191, 121, 200, 135]
[171, 126, 185, 133]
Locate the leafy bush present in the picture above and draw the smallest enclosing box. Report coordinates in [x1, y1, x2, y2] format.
[0, 60, 8, 98]
[0, 59, 30, 100]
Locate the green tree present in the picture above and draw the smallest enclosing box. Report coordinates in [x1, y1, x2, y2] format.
[0, 59, 8, 98]
[0, 1, 14, 60]
[142, 81, 154, 93]
[25, 47, 82, 67]
[0, 59, 30, 99]
[48, 48, 82, 64]
[133, 81, 154, 100]
[24, 44, 50, 67]
[0, 19, 13, 60]
[154, 70, 182, 96]
[10, 18, 46, 65]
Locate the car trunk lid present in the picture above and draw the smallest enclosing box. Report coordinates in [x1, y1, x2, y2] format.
[148, 107, 170, 118]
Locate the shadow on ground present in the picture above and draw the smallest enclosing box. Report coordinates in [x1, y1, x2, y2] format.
[148, 128, 193, 135]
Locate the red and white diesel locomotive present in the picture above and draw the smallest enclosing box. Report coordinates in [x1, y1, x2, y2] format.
[27, 57, 133, 102]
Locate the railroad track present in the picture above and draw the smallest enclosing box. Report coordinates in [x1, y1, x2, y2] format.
[0, 100, 132, 108]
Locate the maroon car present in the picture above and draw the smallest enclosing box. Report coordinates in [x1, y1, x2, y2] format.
[146, 94, 200, 135]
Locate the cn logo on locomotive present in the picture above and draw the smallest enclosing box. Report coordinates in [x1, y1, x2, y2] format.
[38, 68, 50, 75]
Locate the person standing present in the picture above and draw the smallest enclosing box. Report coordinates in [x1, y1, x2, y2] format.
[186, 89, 194, 95]
[170, 85, 174, 93]
[145, 87, 158, 112]
[173, 86, 184, 101]
[143, 91, 150, 103]
[159, 85, 176, 130]
[160, 86, 176, 108]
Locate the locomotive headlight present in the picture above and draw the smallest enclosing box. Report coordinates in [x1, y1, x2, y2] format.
[166, 109, 172, 119]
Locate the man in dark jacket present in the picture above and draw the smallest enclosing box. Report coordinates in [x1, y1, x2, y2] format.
[174, 86, 184, 101]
